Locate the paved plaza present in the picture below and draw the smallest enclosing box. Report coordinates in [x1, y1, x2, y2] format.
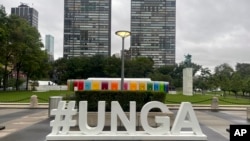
[0, 107, 249, 141]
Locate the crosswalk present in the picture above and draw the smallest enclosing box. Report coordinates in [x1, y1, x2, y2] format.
[0, 108, 249, 141]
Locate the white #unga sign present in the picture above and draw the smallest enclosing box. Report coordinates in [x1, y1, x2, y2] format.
[46, 101, 207, 140]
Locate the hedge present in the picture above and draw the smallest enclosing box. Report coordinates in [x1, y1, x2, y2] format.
[74, 90, 166, 112]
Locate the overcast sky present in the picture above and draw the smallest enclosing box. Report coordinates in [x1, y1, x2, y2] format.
[2, 0, 250, 71]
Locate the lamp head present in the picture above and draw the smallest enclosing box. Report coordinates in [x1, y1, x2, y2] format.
[115, 30, 131, 38]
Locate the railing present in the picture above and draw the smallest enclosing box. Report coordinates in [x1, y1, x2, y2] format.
[37, 97, 49, 103]
[0, 97, 30, 103]
[166, 98, 250, 105]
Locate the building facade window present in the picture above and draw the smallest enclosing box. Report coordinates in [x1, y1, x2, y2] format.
[63, 0, 111, 58]
[11, 4, 38, 29]
[130, 0, 176, 67]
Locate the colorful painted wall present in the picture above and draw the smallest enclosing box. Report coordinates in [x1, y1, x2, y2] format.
[67, 78, 169, 93]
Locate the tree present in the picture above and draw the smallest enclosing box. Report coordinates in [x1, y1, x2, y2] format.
[170, 62, 201, 88]
[0, 7, 48, 90]
[104, 56, 121, 77]
[87, 55, 106, 77]
[0, 6, 14, 90]
[51, 57, 69, 85]
[152, 65, 175, 86]
[7, 15, 46, 90]
[148, 71, 172, 82]
[194, 67, 212, 94]
[0, 6, 6, 88]
[66, 56, 90, 79]
[236, 63, 250, 77]
[241, 77, 250, 95]
[214, 63, 234, 94]
[157, 65, 175, 76]
[22, 50, 50, 90]
[125, 57, 154, 78]
[230, 72, 242, 97]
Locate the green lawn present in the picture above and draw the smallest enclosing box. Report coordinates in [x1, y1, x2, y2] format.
[0, 90, 74, 103]
[166, 94, 250, 105]
[0, 90, 250, 105]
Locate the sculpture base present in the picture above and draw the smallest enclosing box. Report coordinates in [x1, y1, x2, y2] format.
[46, 131, 207, 140]
[183, 68, 193, 96]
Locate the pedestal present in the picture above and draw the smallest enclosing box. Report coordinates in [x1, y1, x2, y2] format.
[183, 68, 193, 96]
[30, 95, 38, 108]
[247, 107, 250, 120]
[49, 96, 63, 117]
[211, 97, 219, 112]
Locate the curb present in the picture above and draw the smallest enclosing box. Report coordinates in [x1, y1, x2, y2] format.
[0, 103, 48, 109]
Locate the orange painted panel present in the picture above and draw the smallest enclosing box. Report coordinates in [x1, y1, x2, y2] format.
[111, 81, 119, 90]
[130, 82, 137, 90]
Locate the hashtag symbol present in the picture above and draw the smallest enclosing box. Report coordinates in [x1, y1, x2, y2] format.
[50, 101, 77, 135]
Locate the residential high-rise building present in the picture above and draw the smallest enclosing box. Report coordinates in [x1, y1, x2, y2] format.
[11, 3, 38, 29]
[63, 0, 112, 58]
[130, 0, 176, 67]
[45, 35, 54, 61]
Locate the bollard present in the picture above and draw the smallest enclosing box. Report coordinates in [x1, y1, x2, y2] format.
[247, 107, 250, 121]
[211, 97, 219, 112]
[30, 95, 38, 108]
[48, 96, 63, 117]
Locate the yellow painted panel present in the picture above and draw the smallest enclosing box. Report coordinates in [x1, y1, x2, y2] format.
[139, 82, 146, 90]
[92, 81, 100, 90]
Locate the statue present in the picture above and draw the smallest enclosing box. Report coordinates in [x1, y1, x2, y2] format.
[184, 54, 192, 67]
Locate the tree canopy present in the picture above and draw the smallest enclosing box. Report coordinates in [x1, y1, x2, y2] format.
[0, 6, 49, 90]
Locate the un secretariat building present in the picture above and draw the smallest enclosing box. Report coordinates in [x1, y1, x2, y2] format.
[131, 0, 176, 67]
[63, 0, 112, 58]
[63, 0, 176, 67]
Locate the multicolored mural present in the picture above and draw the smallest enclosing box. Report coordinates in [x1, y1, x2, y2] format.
[67, 78, 169, 93]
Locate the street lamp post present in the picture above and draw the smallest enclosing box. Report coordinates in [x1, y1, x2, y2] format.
[115, 30, 131, 90]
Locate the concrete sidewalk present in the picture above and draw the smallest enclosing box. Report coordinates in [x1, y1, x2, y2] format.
[0, 109, 48, 138]
[0, 104, 250, 141]
[1, 108, 250, 141]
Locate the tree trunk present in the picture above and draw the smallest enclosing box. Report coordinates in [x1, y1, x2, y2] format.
[15, 63, 21, 91]
[3, 54, 12, 91]
[25, 73, 30, 90]
[3, 62, 8, 91]
[15, 70, 19, 90]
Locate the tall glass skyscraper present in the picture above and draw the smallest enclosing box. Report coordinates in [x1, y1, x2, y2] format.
[11, 3, 38, 29]
[45, 35, 54, 61]
[63, 0, 112, 58]
[131, 0, 176, 67]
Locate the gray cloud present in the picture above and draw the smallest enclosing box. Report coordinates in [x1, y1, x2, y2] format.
[176, 0, 250, 70]
[2, 0, 250, 71]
